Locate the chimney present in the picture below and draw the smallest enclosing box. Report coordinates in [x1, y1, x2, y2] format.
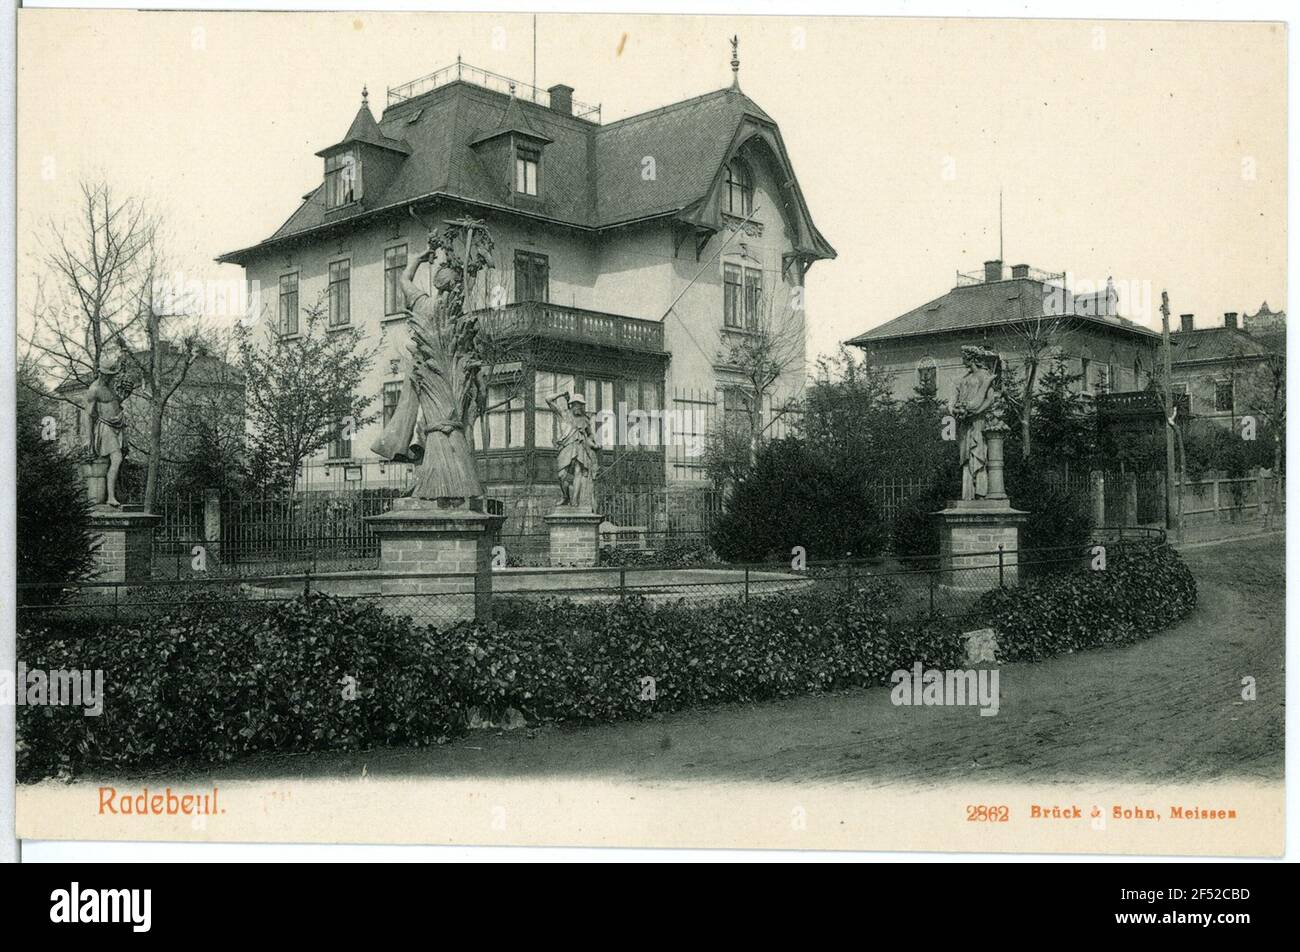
[1180, 313, 1194, 334]
[1011, 263, 1030, 279]
[1224, 311, 1239, 330]
[983, 260, 1003, 283]
[547, 84, 574, 116]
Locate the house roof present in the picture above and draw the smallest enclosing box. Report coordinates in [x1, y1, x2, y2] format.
[845, 277, 1161, 348]
[219, 79, 834, 264]
[1170, 326, 1272, 365]
[315, 99, 412, 157]
[469, 93, 554, 147]
[1248, 300, 1285, 319]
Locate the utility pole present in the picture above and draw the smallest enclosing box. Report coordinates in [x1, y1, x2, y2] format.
[1160, 291, 1180, 540]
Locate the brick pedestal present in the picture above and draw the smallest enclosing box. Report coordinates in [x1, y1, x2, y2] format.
[365, 498, 504, 623]
[88, 506, 161, 583]
[545, 507, 604, 567]
[934, 500, 1029, 592]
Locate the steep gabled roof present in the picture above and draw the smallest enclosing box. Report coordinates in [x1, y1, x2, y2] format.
[315, 98, 411, 157]
[219, 80, 833, 265]
[469, 93, 554, 147]
[594, 88, 769, 226]
[846, 278, 1161, 348]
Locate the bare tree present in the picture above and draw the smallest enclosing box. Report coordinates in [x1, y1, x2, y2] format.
[236, 297, 379, 494]
[20, 181, 204, 512]
[713, 284, 807, 463]
[21, 182, 153, 400]
[1003, 305, 1080, 461]
[121, 251, 203, 509]
[159, 328, 247, 491]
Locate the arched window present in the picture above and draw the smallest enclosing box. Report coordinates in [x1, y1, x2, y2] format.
[725, 159, 753, 216]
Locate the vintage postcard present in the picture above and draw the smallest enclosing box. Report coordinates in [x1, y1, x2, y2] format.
[7, 7, 1287, 858]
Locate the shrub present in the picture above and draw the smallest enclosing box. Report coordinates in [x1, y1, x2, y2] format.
[973, 541, 1196, 662]
[1002, 462, 1093, 574]
[17, 544, 1196, 781]
[891, 457, 960, 565]
[710, 437, 886, 562]
[17, 581, 961, 781]
[16, 382, 99, 600]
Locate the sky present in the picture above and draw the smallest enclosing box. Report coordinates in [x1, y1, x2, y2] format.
[15, 11, 1287, 363]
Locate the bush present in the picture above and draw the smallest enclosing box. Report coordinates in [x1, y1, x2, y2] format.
[974, 541, 1197, 662]
[18, 541, 1198, 781]
[710, 437, 887, 562]
[16, 382, 99, 599]
[891, 458, 1092, 574]
[1002, 462, 1094, 574]
[18, 581, 963, 781]
[891, 457, 960, 566]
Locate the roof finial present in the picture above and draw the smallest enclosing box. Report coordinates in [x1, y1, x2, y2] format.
[361, 84, 369, 107]
[730, 35, 740, 88]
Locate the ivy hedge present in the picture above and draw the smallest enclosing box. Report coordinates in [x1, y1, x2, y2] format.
[17, 584, 963, 781]
[974, 541, 1197, 662]
[16, 541, 1196, 781]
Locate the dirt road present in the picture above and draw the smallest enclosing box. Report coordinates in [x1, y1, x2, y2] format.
[197, 533, 1283, 789]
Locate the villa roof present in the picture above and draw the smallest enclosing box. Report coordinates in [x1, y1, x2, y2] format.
[219, 79, 833, 264]
[846, 277, 1161, 348]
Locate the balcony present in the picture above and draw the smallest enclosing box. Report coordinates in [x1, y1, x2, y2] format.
[482, 301, 666, 354]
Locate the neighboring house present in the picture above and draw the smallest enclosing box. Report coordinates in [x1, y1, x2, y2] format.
[218, 59, 835, 504]
[845, 260, 1160, 403]
[1169, 311, 1283, 429]
[1242, 300, 1286, 350]
[54, 342, 246, 472]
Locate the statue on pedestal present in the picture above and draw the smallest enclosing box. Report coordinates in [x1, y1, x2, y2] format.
[372, 223, 493, 504]
[952, 345, 1003, 501]
[546, 390, 598, 511]
[83, 350, 131, 508]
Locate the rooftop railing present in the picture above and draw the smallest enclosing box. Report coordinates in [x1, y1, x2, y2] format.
[386, 57, 602, 122]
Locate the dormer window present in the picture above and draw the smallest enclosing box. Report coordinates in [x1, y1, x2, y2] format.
[324, 151, 358, 208]
[515, 143, 540, 196]
[725, 159, 753, 216]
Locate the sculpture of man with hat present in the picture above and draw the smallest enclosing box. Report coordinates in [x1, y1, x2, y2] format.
[546, 388, 599, 511]
[83, 348, 131, 507]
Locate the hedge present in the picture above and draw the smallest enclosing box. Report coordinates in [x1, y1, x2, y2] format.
[973, 541, 1197, 662]
[17, 541, 1196, 781]
[17, 583, 963, 781]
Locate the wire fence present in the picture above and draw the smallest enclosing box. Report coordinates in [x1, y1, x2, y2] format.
[19, 528, 1165, 634]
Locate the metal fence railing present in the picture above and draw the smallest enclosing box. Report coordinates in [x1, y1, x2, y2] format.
[18, 529, 1165, 634]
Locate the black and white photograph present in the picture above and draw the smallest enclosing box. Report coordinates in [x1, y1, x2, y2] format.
[1, 4, 1291, 865]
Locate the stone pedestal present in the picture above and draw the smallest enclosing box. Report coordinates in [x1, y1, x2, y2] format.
[365, 498, 504, 624]
[934, 500, 1030, 591]
[545, 507, 604, 567]
[89, 505, 161, 583]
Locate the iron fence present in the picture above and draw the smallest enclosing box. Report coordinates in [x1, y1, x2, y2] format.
[19, 529, 1164, 634]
